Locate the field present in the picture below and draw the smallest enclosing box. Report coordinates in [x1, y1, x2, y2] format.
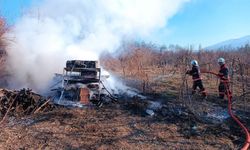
[0, 100, 246, 150]
[0, 65, 249, 149]
[0, 18, 250, 149]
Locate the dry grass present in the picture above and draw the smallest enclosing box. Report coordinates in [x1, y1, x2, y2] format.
[0, 102, 239, 150]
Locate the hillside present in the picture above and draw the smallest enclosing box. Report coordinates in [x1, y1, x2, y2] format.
[206, 35, 250, 50]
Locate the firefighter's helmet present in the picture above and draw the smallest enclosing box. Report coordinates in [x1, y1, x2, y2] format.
[191, 60, 198, 66]
[218, 57, 225, 65]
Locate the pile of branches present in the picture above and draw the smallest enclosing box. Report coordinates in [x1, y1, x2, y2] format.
[0, 88, 55, 120]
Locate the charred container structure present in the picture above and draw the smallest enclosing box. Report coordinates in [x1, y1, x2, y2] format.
[57, 60, 102, 105]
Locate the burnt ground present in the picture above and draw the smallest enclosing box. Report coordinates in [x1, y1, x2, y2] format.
[0, 95, 249, 150]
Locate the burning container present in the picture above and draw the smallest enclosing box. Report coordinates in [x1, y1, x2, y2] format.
[55, 60, 102, 106]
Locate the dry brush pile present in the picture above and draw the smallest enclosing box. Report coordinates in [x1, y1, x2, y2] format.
[0, 88, 55, 123]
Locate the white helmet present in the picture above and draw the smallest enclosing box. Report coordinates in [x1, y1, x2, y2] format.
[191, 60, 198, 66]
[218, 57, 225, 65]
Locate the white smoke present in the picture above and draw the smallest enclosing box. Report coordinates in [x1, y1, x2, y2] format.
[6, 0, 189, 92]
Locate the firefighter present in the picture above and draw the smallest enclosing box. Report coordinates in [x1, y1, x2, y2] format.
[186, 60, 207, 98]
[217, 57, 232, 99]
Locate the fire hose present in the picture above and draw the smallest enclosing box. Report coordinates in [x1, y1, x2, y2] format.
[100, 80, 118, 102]
[202, 71, 250, 150]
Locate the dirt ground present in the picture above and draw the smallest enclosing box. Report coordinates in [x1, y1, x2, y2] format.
[0, 95, 248, 150]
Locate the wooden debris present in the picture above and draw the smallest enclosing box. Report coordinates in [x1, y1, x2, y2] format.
[0, 88, 55, 122]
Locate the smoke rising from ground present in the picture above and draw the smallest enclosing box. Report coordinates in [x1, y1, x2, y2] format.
[5, 0, 189, 92]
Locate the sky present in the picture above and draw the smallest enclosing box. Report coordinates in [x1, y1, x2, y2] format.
[0, 0, 33, 24]
[1, 0, 250, 47]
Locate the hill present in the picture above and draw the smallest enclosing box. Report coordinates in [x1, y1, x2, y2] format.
[205, 35, 250, 50]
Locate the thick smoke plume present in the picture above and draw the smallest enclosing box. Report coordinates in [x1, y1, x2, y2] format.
[5, 0, 189, 92]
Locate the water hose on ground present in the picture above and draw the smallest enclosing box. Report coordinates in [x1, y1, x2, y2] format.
[202, 71, 250, 150]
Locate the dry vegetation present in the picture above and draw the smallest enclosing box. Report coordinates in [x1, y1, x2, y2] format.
[100, 42, 250, 109]
[99, 42, 250, 149]
[0, 102, 242, 149]
[0, 16, 8, 87]
[1, 87, 245, 149]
